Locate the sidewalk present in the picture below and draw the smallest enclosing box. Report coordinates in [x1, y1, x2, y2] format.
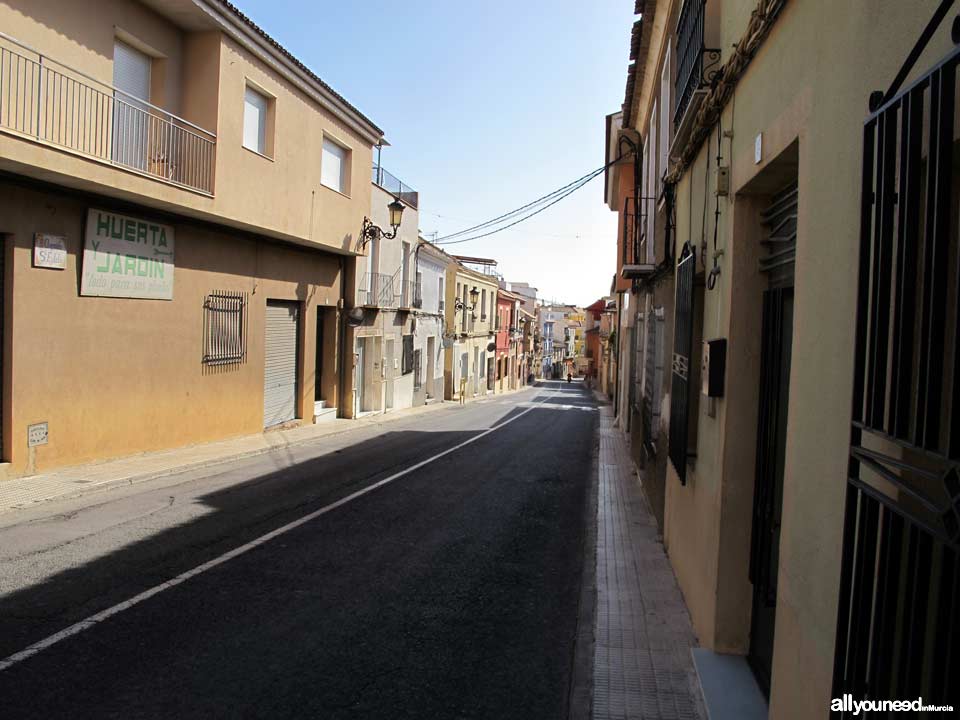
[591, 402, 705, 720]
[0, 399, 458, 515]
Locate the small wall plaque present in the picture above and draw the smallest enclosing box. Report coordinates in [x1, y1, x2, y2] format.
[33, 234, 67, 270]
[27, 422, 49, 447]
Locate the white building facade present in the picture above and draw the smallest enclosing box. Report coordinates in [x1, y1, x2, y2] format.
[412, 240, 449, 405]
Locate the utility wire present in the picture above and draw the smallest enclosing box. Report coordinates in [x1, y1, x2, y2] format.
[435, 167, 606, 246]
[433, 157, 620, 244]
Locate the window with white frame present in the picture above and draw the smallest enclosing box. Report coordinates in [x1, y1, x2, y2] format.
[321, 138, 349, 194]
[243, 86, 270, 156]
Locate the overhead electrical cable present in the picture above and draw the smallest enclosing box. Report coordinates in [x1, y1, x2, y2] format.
[434, 167, 606, 245]
[433, 155, 621, 246]
[432, 167, 605, 243]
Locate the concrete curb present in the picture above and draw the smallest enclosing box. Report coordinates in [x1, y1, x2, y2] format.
[0, 399, 455, 514]
[1, 386, 543, 515]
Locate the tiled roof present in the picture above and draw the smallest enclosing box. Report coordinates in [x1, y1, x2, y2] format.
[216, 0, 383, 136]
[622, 0, 656, 129]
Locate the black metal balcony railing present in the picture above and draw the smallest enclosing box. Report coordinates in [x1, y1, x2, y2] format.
[358, 272, 399, 307]
[674, 0, 721, 127]
[372, 163, 418, 209]
[0, 32, 216, 194]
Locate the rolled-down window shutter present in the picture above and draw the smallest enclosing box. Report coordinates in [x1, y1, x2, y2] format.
[113, 41, 151, 102]
[322, 139, 347, 193]
[243, 87, 268, 154]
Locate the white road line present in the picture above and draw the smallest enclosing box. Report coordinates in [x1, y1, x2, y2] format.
[0, 390, 558, 672]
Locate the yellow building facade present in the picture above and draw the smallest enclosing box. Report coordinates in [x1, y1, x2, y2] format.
[0, 0, 383, 476]
[612, 0, 960, 716]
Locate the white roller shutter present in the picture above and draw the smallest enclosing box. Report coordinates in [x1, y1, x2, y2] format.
[112, 41, 151, 170]
[264, 301, 299, 427]
[321, 138, 346, 193]
[113, 41, 151, 101]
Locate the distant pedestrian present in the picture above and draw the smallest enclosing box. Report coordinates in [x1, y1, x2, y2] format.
[459, 376, 467, 405]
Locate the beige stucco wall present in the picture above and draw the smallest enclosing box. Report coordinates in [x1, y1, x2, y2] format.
[0, 180, 343, 475]
[0, 0, 374, 256]
[660, 2, 957, 718]
[443, 267, 498, 398]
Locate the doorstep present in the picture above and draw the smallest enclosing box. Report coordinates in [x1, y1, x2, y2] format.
[0, 400, 449, 515]
[692, 649, 768, 720]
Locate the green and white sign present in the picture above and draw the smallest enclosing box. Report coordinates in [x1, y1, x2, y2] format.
[81, 209, 175, 300]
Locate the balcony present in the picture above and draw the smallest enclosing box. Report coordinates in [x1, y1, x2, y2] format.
[358, 273, 399, 307]
[0, 33, 216, 195]
[398, 280, 418, 310]
[372, 163, 418, 209]
[673, 0, 721, 133]
[620, 195, 655, 279]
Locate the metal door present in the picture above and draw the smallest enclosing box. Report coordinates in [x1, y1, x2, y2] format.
[833, 27, 959, 709]
[263, 301, 299, 427]
[748, 286, 794, 696]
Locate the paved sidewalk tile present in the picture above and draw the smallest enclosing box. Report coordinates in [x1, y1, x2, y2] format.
[592, 405, 705, 720]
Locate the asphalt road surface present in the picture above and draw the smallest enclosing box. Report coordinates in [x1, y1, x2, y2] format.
[0, 380, 598, 719]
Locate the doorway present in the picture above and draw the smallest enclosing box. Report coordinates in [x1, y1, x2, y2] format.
[384, 338, 395, 411]
[748, 183, 797, 696]
[356, 336, 382, 414]
[112, 40, 151, 171]
[426, 336, 436, 398]
[263, 301, 300, 427]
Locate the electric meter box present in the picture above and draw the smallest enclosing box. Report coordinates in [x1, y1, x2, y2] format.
[702, 338, 727, 397]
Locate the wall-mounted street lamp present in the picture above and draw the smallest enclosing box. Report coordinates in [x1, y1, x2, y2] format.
[469, 286, 480, 305]
[359, 198, 406, 248]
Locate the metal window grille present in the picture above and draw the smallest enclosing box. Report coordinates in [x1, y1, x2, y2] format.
[401, 334, 414, 375]
[668, 244, 695, 484]
[832, 36, 960, 709]
[674, 0, 721, 127]
[202, 291, 248, 365]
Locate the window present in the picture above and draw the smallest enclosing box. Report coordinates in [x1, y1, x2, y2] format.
[321, 137, 349, 194]
[243, 86, 269, 156]
[646, 99, 657, 262]
[658, 42, 672, 197]
[401, 334, 414, 374]
[481, 289, 487, 319]
[203, 291, 248, 365]
[439, 278, 445, 312]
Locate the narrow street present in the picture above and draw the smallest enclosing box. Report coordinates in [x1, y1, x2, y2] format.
[0, 382, 597, 719]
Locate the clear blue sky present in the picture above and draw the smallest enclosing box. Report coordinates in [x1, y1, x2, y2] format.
[237, 0, 634, 306]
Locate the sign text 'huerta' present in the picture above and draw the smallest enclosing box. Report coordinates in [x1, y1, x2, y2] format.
[81, 209, 175, 300]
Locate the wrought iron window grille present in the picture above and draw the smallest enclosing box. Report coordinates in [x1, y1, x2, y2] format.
[202, 291, 248, 365]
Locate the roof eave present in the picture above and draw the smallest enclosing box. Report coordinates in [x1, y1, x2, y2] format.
[197, 0, 384, 145]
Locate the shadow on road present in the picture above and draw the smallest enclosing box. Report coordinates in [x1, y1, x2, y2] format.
[0, 383, 598, 719]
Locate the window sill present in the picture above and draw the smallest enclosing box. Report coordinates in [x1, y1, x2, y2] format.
[321, 182, 351, 200]
[242, 145, 274, 162]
